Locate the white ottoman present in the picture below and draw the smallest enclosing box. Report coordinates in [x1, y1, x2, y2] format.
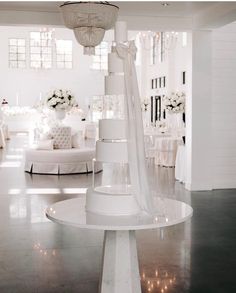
[24, 148, 101, 175]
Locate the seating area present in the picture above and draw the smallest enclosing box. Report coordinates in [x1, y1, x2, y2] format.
[25, 123, 99, 175]
[24, 147, 99, 175]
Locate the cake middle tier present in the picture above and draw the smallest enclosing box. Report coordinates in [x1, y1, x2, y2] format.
[99, 119, 126, 140]
[96, 140, 128, 163]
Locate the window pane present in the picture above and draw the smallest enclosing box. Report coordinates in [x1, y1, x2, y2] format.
[9, 46, 17, 53]
[42, 47, 49, 54]
[95, 48, 101, 55]
[31, 54, 40, 61]
[9, 53, 17, 60]
[18, 61, 26, 68]
[18, 47, 25, 53]
[9, 39, 17, 46]
[9, 61, 17, 68]
[42, 54, 51, 62]
[30, 39, 38, 46]
[30, 32, 40, 39]
[31, 47, 40, 54]
[30, 31, 53, 69]
[100, 48, 108, 55]
[57, 54, 64, 62]
[100, 42, 107, 49]
[18, 39, 25, 46]
[91, 41, 108, 71]
[101, 56, 107, 62]
[56, 40, 73, 69]
[101, 63, 107, 70]
[9, 38, 26, 69]
[18, 53, 25, 61]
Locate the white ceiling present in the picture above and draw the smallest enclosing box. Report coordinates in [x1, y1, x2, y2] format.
[0, 1, 215, 17]
[0, 1, 63, 13]
[0, 1, 235, 30]
[114, 1, 214, 18]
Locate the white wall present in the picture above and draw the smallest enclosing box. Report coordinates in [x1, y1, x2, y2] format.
[185, 31, 212, 191]
[0, 26, 141, 114]
[211, 22, 236, 189]
[0, 26, 113, 111]
[140, 32, 192, 123]
[143, 32, 191, 98]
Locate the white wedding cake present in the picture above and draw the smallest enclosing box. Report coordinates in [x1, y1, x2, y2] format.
[85, 21, 141, 216]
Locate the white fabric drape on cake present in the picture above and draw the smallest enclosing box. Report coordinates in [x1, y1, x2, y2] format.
[116, 41, 154, 214]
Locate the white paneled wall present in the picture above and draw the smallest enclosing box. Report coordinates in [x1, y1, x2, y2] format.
[212, 22, 236, 189]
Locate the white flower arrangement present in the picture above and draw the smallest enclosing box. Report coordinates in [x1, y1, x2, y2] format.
[163, 92, 185, 113]
[46, 89, 77, 111]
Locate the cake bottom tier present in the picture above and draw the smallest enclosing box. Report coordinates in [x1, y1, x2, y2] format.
[86, 186, 140, 216]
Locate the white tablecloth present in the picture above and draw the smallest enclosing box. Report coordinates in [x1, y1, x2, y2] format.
[175, 145, 186, 183]
[144, 133, 171, 159]
[154, 137, 182, 167]
[0, 125, 5, 148]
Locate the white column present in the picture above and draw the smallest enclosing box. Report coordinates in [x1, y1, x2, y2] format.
[185, 31, 212, 191]
[99, 230, 141, 293]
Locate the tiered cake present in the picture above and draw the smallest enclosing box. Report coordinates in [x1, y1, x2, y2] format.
[86, 22, 140, 216]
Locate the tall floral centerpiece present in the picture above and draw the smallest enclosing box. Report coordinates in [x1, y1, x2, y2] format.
[46, 89, 77, 120]
[163, 92, 186, 132]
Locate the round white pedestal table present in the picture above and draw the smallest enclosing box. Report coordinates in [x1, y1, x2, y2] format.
[46, 197, 193, 293]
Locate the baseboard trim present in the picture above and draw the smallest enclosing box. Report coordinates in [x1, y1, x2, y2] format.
[185, 181, 213, 191]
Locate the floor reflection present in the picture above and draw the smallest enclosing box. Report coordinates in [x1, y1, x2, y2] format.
[138, 220, 191, 293]
[0, 133, 201, 292]
[0, 133, 235, 292]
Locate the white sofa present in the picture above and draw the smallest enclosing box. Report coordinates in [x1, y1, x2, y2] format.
[24, 147, 101, 175]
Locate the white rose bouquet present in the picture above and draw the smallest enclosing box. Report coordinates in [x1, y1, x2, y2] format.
[46, 89, 77, 111]
[163, 92, 185, 113]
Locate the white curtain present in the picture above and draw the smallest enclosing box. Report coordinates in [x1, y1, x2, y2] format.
[116, 41, 154, 214]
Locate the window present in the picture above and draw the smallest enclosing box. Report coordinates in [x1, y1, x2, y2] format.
[56, 40, 73, 69]
[182, 71, 186, 85]
[30, 31, 52, 69]
[91, 42, 109, 71]
[160, 32, 165, 62]
[9, 39, 26, 68]
[182, 32, 187, 47]
[150, 35, 158, 65]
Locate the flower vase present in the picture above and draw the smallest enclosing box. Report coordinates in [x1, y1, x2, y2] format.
[55, 109, 66, 121]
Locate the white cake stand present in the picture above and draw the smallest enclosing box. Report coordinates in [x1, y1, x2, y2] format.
[46, 197, 193, 293]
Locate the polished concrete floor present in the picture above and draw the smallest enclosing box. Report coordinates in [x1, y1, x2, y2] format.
[0, 133, 235, 292]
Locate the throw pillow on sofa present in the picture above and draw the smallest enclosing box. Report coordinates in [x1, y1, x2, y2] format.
[72, 132, 81, 148]
[50, 126, 72, 149]
[35, 139, 54, 150]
